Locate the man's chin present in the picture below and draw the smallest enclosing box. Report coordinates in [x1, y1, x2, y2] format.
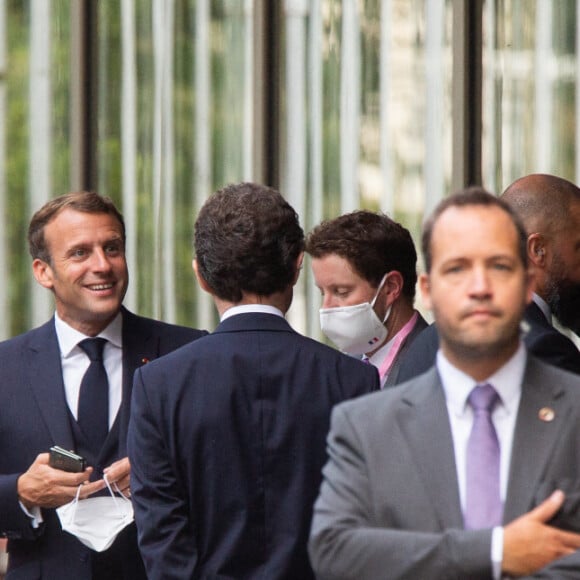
[86, 300, 123, 321]
[448, 328, 520, 359]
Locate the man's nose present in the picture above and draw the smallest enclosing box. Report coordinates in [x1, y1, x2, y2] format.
[322, 295, 339, 309]
[91, 249, 113, 271]
[468, 267, 492, 298]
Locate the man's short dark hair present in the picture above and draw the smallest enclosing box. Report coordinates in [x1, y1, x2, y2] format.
[421, 186, 529, 272]
[194, 182, 305, 303]
[305, 210, 418, 300]
[28, 191, 126, 264]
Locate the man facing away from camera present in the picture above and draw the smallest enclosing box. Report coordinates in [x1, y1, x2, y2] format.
[128, 182, 378, 580]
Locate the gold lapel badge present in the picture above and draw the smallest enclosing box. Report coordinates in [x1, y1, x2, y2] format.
[538, 407, 555, 422]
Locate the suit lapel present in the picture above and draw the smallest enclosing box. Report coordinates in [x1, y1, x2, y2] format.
[503, 357, 570, 523]
[397, 369, 464, 529]
[524, 301, 550, 328]
[113, 309, 158, 457]
[27, 321, 75, 449]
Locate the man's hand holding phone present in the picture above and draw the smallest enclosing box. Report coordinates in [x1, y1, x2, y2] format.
[17, 451, 104, 510]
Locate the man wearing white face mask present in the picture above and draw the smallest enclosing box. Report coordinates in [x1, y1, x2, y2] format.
[306, 210, 428, 388]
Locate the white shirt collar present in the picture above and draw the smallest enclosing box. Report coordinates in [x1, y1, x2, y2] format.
[532, 292, 552, 324]
[437, 342, 527, 419]
[54, 311, 123, 357]
[220, 304, 284, 322]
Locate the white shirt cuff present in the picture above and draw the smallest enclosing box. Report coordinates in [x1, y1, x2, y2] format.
[491, 526, 504, 580]
[19, 501, 43, 529]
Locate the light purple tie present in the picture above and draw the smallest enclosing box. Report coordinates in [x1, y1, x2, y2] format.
[464, 383, 502, 530]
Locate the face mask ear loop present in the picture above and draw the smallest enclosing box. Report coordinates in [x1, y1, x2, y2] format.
[70, 483, 83, 522]
[370, 273, 389, 308]
[381, 304, 392, 325]
[103, 474, 125, 514]
[115, 483, 132, 505]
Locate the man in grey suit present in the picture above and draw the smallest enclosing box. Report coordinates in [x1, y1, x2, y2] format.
[309, 187, 580, 579]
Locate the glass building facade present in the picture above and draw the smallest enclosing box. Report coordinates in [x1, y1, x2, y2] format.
[0, 0, 578, 341]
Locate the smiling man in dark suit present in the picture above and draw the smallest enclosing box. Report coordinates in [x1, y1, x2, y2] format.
[128, 182, 378, 580]
[310, 188, 580, 579]
[0, 192, 205, 580]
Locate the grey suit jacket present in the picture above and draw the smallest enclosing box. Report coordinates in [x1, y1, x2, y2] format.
[309, 356, 580, 580]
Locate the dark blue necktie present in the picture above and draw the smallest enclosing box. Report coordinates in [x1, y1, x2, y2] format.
[77, 338, 109, 455]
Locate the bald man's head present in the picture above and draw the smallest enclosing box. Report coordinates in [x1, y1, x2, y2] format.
[501, 174, 579, 236]
[501, 174, 580, 332]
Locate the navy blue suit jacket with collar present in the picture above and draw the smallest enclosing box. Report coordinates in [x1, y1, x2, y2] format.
[395, 302, 580, 383]
[128, 312, 379, 580]
[0, 307, 205, 580]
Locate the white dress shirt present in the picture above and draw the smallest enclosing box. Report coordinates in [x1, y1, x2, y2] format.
[55, 312, 123, 428]
[22, 312, 124, 527]
[220, 303, 285, 321]
[437, 342, 527, 580]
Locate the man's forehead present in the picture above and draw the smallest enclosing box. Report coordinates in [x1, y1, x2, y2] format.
[431, 205, 519, 255]
[434, 204, 501, 232]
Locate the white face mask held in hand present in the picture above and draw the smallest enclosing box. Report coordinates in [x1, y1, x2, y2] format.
[320, 274, 391, 355]
[56, 474, 134, 552]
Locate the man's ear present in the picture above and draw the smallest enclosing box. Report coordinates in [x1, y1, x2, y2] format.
[192, 259, 213, 294]
[419, 273, 432, 310]
[292, 252, 304, 286]
[381, 271, 404, 306]
[32, 258, 54, 290]
[528, 233, 547, 267]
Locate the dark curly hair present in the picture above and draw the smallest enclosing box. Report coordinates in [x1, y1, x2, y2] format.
[194, 182, 305, 303]
[305, 210, 418, 300]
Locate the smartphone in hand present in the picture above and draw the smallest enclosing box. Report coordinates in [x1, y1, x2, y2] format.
[48, 446, 87, 473]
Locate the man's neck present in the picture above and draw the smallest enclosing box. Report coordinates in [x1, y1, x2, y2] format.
[440, 341, 520, 383]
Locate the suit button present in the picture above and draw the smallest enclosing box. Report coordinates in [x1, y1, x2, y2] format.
[80, 553, 89, 563]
